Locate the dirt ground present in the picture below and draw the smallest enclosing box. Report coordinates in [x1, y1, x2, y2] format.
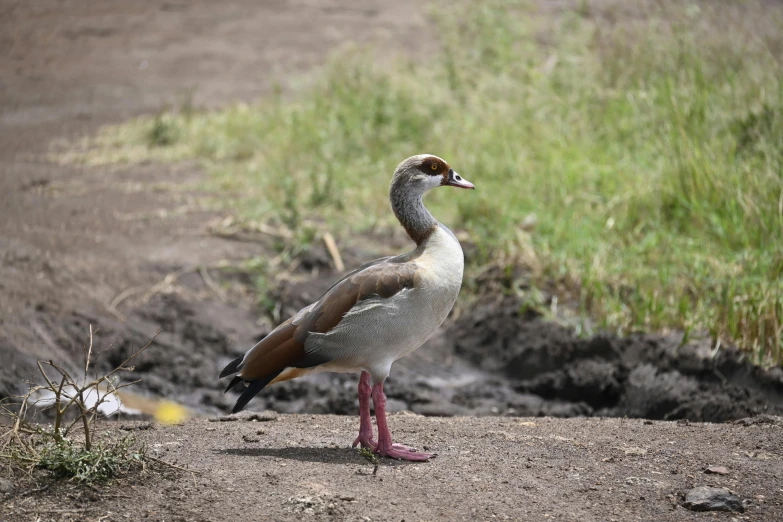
[0, 0, 431, 399]
[2, 415, 783, 521]
[1, 1, 783, 520]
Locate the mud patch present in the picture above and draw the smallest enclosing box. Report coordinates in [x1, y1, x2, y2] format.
[210, 283, 783, 423]
[3, 281, 781, 423]
[451, 296, 783, 422]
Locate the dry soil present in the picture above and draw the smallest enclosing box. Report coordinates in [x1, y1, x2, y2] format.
[2, 415, 783, 521]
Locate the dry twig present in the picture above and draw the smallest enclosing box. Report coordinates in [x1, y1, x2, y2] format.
[323, 232, 345, 272]
[0, 326, 177, 484]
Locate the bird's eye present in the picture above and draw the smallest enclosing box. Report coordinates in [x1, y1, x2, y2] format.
[431, 163, 438, 171]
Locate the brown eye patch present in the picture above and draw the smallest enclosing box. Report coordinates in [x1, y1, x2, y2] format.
[416, 156, 450, 176]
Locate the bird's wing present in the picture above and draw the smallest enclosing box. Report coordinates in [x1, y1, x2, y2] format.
[219, 256, 419, 412]
[291, 260, 419, 348]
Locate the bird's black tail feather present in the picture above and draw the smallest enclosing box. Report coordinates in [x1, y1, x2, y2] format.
[230, 371, 283, 414]
[219, 354, 245, 379]
[224, 376, 243, 394]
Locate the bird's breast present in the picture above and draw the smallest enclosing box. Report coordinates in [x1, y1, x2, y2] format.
[303, 225, 465, 371]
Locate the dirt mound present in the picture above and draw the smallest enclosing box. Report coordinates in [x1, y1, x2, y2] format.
[451, 296, 783, 422]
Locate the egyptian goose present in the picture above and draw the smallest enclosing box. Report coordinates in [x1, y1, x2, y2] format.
[220, 154, 474, 461]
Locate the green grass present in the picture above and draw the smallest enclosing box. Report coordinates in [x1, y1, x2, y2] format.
[35, 435, 146, 484]
[63, 0, 783, 363]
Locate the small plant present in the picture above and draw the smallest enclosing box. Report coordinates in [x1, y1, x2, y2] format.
[36, 435, 146, 484]
[0, 326, 179, 484]
[147, 113, 179, 147]
[357, 447, 380, 475]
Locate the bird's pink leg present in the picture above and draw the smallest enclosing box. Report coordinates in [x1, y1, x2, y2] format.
[352, 371, 376, 449]
[372, 381, 433, 461]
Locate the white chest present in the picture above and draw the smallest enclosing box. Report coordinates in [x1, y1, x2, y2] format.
[414, 225, 465, 309]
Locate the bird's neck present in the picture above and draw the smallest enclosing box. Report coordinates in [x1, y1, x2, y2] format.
[389, 182, 437, 246]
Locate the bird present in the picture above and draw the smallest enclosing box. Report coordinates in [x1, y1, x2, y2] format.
[219, 154, 474, 461]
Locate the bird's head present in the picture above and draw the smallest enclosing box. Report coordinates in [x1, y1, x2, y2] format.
[390, 154, 474, 195]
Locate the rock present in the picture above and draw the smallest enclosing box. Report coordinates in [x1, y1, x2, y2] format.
[683, 486, 744, 513]
[705, 466, 729, 475]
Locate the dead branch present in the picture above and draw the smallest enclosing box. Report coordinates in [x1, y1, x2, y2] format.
[84, 324, 94, 379]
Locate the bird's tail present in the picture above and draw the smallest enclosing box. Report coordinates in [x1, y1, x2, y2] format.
[219, 354, 244, 379]
[228, 371, 282, 414]
[219, 321, 303, 413]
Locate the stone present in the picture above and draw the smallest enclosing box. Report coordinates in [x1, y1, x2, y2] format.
[704, 466, 729, 475]
[683, 486, 744, 513]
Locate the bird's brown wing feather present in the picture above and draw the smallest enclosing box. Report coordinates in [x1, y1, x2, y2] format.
[292, 261, 418, 345]
[228, 259, 418, 383]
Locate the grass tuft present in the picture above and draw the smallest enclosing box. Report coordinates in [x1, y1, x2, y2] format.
[147, 113, 180, 147]
[61, 0, 783, 363]
[0, 327, 186, 484]
[36, 436, 146, 484]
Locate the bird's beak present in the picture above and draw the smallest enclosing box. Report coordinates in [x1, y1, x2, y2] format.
[446, 169, 475, 190]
